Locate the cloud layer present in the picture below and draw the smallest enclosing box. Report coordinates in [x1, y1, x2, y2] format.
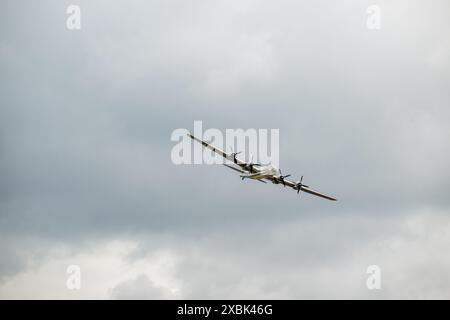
[1, 0, 449, 299]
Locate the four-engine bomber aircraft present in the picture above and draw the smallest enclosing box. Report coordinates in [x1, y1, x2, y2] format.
[188, 133, 337, 201]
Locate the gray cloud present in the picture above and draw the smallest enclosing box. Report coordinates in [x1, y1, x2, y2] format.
[110, 274, 174, 299]
[0, 0, 449, 298]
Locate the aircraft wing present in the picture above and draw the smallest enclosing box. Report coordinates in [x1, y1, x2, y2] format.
[267, 176, 337, 201]
[264, 176, 296, 188]
[299, 186, 337, 201]
[187, 133, 247, 166]
[223, 164, 245, 173]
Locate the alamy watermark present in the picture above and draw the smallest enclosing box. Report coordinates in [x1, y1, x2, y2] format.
[366, 265, 381, 290]
[66, 265, 81, 290]
[66, 5, 81, 30]
[366, 5, 381, 30]
[171, 121, 280, 168]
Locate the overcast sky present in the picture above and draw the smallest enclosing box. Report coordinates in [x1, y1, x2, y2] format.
[1, 0, 449, 299]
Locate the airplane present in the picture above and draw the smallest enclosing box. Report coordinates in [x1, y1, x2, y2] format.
[187, 133, 337, 201]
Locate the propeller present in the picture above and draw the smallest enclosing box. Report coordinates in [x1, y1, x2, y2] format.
[227, 147, 242, 164]
[245, 154, 261, 173]
[278, 169, 291, 187]
[230, 152, 242, 163]
[294, 176, 309, 194]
